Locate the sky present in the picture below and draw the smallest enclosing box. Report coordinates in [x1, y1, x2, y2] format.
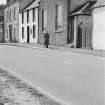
[0, 0, 6, 4]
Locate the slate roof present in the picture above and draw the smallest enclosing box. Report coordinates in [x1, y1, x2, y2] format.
[19, 0, 36, 12]
[93, 0, 105, 8]
[70, 0, 96, 15]
[70, 0, 96, 12]
[4, 0, 19, 8]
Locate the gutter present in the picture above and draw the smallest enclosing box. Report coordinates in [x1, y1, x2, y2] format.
[92, 5, 105, 9]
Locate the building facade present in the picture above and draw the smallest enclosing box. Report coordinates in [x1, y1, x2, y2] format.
[38, 0, 68, 45]
[69, 0, 96, 48]
[38, 0, 96, 49]
[19, 0, 39, 43]
[4, 0, 19, 42]
[0, 5, 4, 42]
[3, 0, 97, 50]
[92, 0, 105, 50]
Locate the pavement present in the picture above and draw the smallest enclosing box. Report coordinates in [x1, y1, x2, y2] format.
[0, 42, 105, 57]
[0, 44, 104, 105]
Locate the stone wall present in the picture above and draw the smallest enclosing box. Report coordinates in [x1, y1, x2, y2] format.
[4, 0, 19, 42]
[38, 0, 68, 45]
[77, 15, 92, 49]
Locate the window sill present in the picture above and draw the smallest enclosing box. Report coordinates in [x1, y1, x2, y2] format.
[41, 31, 45, 35]
[54, 30, 63, 33]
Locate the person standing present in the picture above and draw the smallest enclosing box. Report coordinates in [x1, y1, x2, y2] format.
[44, 31, 50, 48]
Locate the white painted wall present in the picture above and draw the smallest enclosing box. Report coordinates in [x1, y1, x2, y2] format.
[92, 6, 105, 50]
[19, 1, 39, 43]
[74, 16, 77, 47]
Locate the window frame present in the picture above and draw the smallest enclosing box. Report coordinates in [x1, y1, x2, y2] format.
[14, 28, 16, 37]
[22, 27, 24, 39]
[22, 12, 24, 24]
[33, 8, 35, 22]
[6, 10, 8, 22]
[27, 10, 29, 23]
[55, 3, 63, 32]
[33, 25, 36, 38]
[9, 9, 11, 21]
[14, 7, 16, 20]
[6, 29, 8, 39]
[42, 8, 47, 32]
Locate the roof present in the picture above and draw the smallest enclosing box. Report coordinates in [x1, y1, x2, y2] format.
[4, 0, 19, 8]
[19, 0, 36, 12]
[70, 0, 96, 12]
[93, 0, 105, 8]
[70, 0, 96, 16]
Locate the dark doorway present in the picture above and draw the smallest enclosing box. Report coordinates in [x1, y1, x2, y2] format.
[9, 25, 12, 42]
[27, 26, 30, 43]
[76, 23, 83, 48]
[67, 17, 74, 43]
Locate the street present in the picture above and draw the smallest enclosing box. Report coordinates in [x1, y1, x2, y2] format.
[0, 45, 104, 105]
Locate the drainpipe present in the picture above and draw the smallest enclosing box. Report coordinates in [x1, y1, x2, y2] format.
[37, 0, 40, 44]
[67, 0, 71, 43]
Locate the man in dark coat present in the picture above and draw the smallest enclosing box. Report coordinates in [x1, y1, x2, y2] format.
[44, 31, 50, 48]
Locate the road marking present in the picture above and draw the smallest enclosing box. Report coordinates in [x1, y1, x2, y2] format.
[64, 60, 72, 64]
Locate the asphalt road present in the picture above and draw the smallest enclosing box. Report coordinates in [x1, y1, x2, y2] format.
[0, 45, 104, 105]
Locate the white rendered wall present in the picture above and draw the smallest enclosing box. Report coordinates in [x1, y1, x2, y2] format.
[19, 6, 38, 43]
[93, 7, 105, 50]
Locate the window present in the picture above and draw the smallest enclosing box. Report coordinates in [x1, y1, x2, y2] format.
[42, 8, 47, 32]
[14, 28, 16, 37]
[33, 25, 36, 38]
[14, 7, 16, 20]
[22, 27, 24, 39]
[27, 10, 29, 23]
[55, 4, 63, 31]
[6, 10, 8, 21]
[22, 12, 24, 24]
[6, 29, 8, 39]
[33, 8, 35, 22]
[9, 9, 11, 21]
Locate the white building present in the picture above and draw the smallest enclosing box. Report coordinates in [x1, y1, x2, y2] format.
[92, 0, 105, 50]
[19, 0, 39, 43]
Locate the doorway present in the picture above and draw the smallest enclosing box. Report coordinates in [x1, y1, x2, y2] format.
[67, 17, 74, 43]
[27, 26, 30, 43]
[9, 25, 12, 42]
[76, 23, 83, 48]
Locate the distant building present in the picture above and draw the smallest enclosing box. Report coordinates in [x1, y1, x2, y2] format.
[0, 5, 4, 42]
[92, 0, 105, 50]
[19, 0, 39, 43]
[4, 0, 19, 42]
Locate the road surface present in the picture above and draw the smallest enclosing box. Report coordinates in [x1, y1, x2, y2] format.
[0, 45, 104, 105]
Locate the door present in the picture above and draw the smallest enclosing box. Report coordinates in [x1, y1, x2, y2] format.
[76, 23, 83, 48]
[9, 25, 12, 42]
[27, 26, 30, 43]
[67, 17, 74, 43]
